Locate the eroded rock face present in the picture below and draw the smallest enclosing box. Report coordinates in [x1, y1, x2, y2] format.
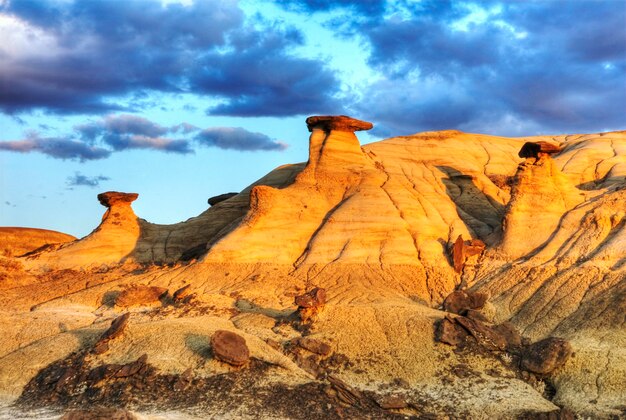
[97, 192, 139, 208]
[305, 115, 373, 132]
[211, 330, 250, 367]
[521, 337, 572, 374]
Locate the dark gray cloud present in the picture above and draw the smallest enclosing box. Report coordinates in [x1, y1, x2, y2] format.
[0, 0, 341, 117]
[196, 127, 287, 151]
[0, 133, 111, 161]
[0, 114, 288, 160]
[66, 172, 110, 188]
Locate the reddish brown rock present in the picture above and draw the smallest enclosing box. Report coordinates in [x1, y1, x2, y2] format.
[97, 191, 139, 208]
[492, 322, 523, 350]
[376, 394, 408, 410]
[435, 316, 468, 346]
[295, 287, 327, 308]
[521, 337, 572, 374]
[92, 313, 131, 354]
[115, 285, 168, 308]
[306, 115, 373, 132]
[172, 284, 195, 303]
[455, 316, 508, 351]
[298, 337, 332, 356]
[518, 141, 561, 159]
[443, 289, 489, 315]
[211, 330, 250, 367]
[61, 407, 137, 420]
[208, 192, 238, 206]
[452, 235, 485, 273]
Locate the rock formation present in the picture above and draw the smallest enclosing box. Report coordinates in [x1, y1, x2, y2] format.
[1, 119, 625, 418]
[0, 227, 75, 257]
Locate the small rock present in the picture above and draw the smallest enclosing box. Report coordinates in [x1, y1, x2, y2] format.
[435, 316, 468, 346]
[172, 284, 195, 302]
[298, 337, 332, 356]
[115, 285, 168, 308]
[492, 322, 523, 350]
[376, 394, 407, 410]
[208, 192, 238, 206]
[99, 313, 130, 342]
[443, 290, 489, 315]
[211, 330, 250, 367]
[455, 316, 508, 351]
[451, 235, 485, 273]
[61, 407, 137, 420]
[295, 287, 327, 308]
[521, 337, 572, 374]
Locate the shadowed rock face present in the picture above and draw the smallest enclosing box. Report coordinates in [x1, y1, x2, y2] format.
[97, 192, 139, 207]
[305, 115, 373, 132]
[208, 192, 238, 206]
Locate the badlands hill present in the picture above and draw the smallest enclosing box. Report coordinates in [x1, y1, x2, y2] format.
[0, 227, 76, 258]
[0, 116, 624, 419]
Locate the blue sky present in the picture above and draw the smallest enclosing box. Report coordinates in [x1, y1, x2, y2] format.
[0, 0, 624, 237]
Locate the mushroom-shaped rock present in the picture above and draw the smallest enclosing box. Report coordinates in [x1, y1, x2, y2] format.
[211, 330, 250, 366]
[208, 192, 238, 206]
[518, 141, 561, 159]
[521, 337, 572, 374]
[306, 115, 373, 132]
[97, 191, 139, 207]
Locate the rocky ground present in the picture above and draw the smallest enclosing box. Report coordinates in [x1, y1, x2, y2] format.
[0, 117, 624, 419]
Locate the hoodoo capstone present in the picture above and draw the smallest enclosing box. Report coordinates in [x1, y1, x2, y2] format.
[97, 192, 139, 207]
[305, 115, 373, 132]
[518, 141, 561, 159]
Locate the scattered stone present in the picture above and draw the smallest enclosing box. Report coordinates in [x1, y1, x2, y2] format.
[435, 316, 468, 346]
[376, 394, 408, 410]
[115, 285, 168, 308]
[451, 235, 485, 273]
[61, 407, 137, 420]
[97, 192, 138, 208]
[521, 337, 572, 374]
[327, 375, 372, 408]
[295, 287, 327, 323]
[92, 313, 130, 354]
[443, 289, 489, 315]
[454, 316, 508, 351]
[518, 141, 561, 159]
[211, 330, 250, 367]
[298, 337, 332, 356]
[172, 284, 196, 303]
[295, 287, 327, 308]
[306, 115, 373, 133]
[208, 192, 238, 206]
[492, 322, 523, 350]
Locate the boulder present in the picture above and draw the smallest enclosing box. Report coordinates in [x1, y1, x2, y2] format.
[210, 330, 250, 367]
[305, 115, 373, 132]
[295, 287, 327, 308]
[61, 407, 137, 420]
[443, 289, 489, 315]
[115, 285, 168, 308]
[97, 191, 138, 208]
[435, 316, 468, 346]
[208, 192, 238, 206]
[518, 141, 561, 159]
[298, 337, 332, 356]
[521, 337, 572, 374]
[376, 394, 408, 410]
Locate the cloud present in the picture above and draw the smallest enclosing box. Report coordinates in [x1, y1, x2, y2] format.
[196, 127, 287, 151]
[347, 0, 626, 136]
[0, 114, 288, 160]
[0, 133, 111, 161]
[0, 0, 342, 117]
[66, 172, 110, 188]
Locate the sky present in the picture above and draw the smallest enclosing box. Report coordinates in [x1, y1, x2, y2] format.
[0, 0, 624, 237]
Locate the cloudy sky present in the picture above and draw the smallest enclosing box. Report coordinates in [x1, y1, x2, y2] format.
[1, 0, 624, 237]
